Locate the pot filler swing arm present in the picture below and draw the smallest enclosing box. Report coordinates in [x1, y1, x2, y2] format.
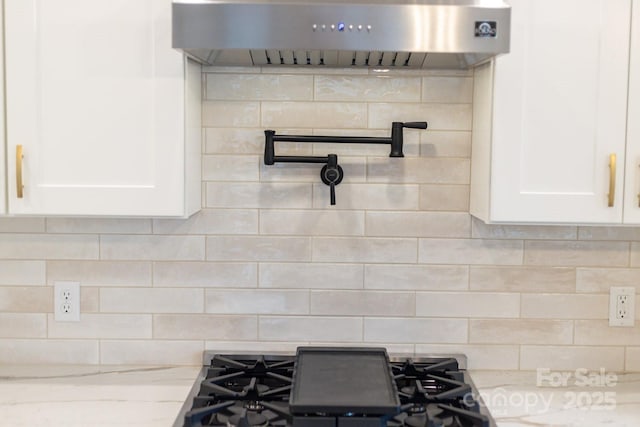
[264, 121, 428, 205]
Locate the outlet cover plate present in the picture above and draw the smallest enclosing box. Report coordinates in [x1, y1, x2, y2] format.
[54, 281, 80, 322]
[609, 286, 635, 327]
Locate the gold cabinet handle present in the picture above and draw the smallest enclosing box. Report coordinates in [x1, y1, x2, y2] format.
[608, 153, 616, 207]
[16, 145, 24, 198]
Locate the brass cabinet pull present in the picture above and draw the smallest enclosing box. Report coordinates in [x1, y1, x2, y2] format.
[608, 153, 616, 207]
[16, 145, 24, 198]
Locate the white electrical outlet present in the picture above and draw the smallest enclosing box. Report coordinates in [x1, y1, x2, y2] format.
[54, 281, 81, 322]
[609, 286, 635, 327]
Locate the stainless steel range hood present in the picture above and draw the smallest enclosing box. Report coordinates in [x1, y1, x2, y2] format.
[172, 0, 510, 69]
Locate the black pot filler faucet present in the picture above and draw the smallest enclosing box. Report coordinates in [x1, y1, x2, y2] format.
[264, 121, 428, 205]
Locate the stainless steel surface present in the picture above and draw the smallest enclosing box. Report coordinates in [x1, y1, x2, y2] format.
[172, 0, 510, 69]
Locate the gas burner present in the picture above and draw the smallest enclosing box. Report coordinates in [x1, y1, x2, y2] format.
[185, 402, 291, 427]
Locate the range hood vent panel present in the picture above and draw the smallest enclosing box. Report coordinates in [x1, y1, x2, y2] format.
[173, 0, 510, 69]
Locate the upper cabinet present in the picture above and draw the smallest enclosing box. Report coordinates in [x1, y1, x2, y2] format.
[3, 0, 201, 217]
[471, 0, 633, 224]
[624, 1, 640, 223]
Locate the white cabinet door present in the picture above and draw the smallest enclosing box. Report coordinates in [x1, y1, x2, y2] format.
[623, 2, 640, 223]
[4, 0, 200, 216]
[471, 0, 631, 223]
[0, 2, 5, 215]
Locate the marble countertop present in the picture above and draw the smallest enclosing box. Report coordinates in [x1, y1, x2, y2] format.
[0, 365, 638, 426]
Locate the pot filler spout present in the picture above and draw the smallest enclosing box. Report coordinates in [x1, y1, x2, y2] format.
[264, 122, 428, 206]
[172, 0, 511, 69]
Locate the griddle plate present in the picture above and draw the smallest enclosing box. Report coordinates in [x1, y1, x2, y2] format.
[290, 347, 400, 415]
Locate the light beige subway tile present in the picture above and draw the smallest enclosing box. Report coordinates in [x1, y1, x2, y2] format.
[100, 340, 203, 365]
[203, 66, 256, 74]
[262, 102, 367, 129]
[369, 68, 472, 78]
[364, 318, 467, 343]
[100, 288, 204, 313]
[206, 289, 309, 314]
[81, 287, 100, 313]
[419, 239, 523, 265]
[205, 128, 265, 154]
[259, 316, 363, 342]
[0, 339, 99, 364]
[203, 101, 260, 127]
[47, 314, 151, 339]
[0, 234, 98, 260]
[470, 266, 575, 293]
[420, 131, 471, 158]
[0, 217, 45, 233]
[310, 290, 414, 316]
[574, 320, 640, 345]
[416, 292, 519, 318]
[365, 265, 468, 291]
[422, 77, 473, 103]
[315, 75, 421, 102]
[576, 268, 640, 293]
[203, 155, 260, 181]
[313, 237, 417, 263]
[317, 343, 416, 355]
[419, 185, 470, 211]
[312, 184, 419, 210]
[154, 315, 258, 340]
[472, 218, 577, 240]
[154, 262, 257, 288]
[520, 346, 625, 371]
[525, 241, 629, 267]
[153, 209, 258, 235]
[205, 341, 308, 353]
[207, 236, 311, 262]
[0, 287, 51, 313]
[100, 235, 205, 261]
[261, 210, 364, 236]
[522, 294, 608, 319]
[579, 226, 640, 241]
[206, 74, 313, 100]
[627, 348, 640, 371]
[368, 157, 470, 185]
[415, 344, 520, 370]
[369, 103, 472, 131]
[47, 261, 151, 287]
[206, 182, 312, 209]
[630, 243, 640, 266]
[261, 158, 367, 184]
[470, 319, 573, 345]
[45, 218, 151, 234]
[260, 263, 363, 289]
[0, 261, 45, 285]
[0, 314, 46, 338]
[366, 212, 470, 238]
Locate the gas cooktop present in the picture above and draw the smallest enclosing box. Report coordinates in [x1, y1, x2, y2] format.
[174, 347, 494, 427]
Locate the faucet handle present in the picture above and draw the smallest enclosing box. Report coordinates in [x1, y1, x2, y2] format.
[402, 122, 428, 129]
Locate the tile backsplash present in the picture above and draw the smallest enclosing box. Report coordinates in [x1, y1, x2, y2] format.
[0, 67, 638, 370]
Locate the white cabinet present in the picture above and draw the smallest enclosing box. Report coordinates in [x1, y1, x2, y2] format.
[623, 2, 640, 223]
[471, 0, 632, 224]
[0, 2, 5, 214]
[3, 0, 201, 217]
